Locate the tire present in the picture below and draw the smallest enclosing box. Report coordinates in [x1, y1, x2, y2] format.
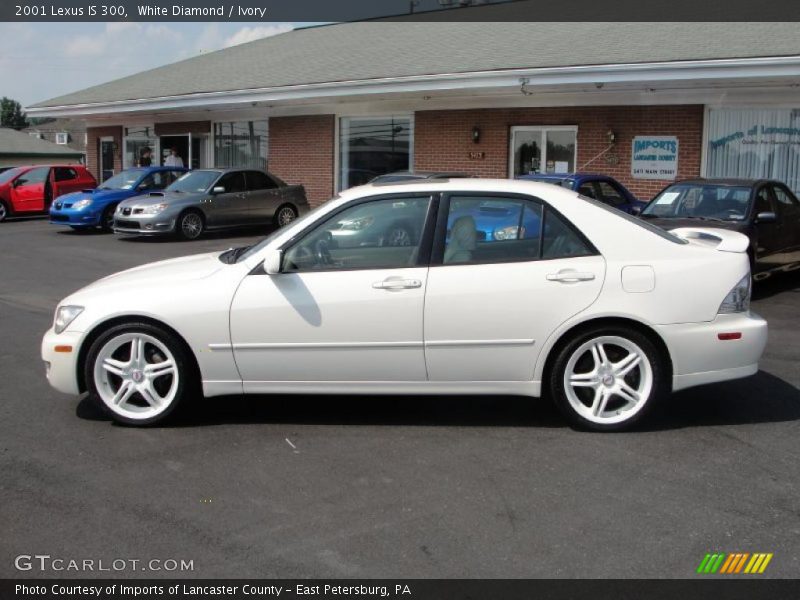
[548, 324, 667, 432]
[85, 322, 196, 426]
[0, 200, 9, 222]
[176, 209, 204, 241]
[381, 222, 414, 247]
[100, 204, 117, 232]
[274, 204, 299, 228]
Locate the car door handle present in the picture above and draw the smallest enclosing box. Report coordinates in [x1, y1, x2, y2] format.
[546, 270, 596, 282]
[372, 278, 422, 290]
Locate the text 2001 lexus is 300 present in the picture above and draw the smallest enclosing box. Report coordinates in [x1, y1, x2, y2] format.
[42, 179, 767, 431]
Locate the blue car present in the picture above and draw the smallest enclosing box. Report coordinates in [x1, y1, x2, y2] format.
[517, 173, 646, 214]
[50, 166, 187, 231]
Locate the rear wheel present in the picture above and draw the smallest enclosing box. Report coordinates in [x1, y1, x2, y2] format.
[176, 210, 204, 241]
[274, 204, 299, 228]
[548, 325, 667, 431]
[85, 322, 195, 426]
[0, 200, 9, 222]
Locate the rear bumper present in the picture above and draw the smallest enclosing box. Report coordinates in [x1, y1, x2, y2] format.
[656, 312, 768, 391]
[41, 328, 84, 395]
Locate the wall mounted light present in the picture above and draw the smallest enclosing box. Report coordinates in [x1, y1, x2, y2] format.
[606, 130, 616, 144]
[472, 126, 481, 144]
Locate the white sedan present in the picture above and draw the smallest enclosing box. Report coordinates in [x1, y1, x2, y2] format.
[42, 179, 767, 431]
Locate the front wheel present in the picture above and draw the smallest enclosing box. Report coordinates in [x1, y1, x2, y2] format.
[85, 323, 195, 426]
[100, 204, 117, 232]
[0, 200, 9, 222]
[548, 325, 667, 431]
[176, 210, 204, 241]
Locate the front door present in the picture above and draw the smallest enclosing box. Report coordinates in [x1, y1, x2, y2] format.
[159, 134, 190, 168]
[229, 194, 434, 386]
[208, 171, 248, 227]
[10, 166, 50, 213]
[99, 138, 115, 182]
[752, 184, 783, 272]
[424, 193, 604, 381]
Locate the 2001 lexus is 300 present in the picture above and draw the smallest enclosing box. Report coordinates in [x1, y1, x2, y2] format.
[42, 179, 767, 431]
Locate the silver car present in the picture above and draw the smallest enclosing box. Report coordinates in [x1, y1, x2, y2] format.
[113, 168, 308, 240]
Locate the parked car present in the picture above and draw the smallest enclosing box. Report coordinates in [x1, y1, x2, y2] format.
[0, 165, 96, 222]
[43, 179, 766, 432]
[113, 168, 308, 240]
[517, 173, 646, 214]
[49, 167, 186, 231]
[639, 179, 800, 279]
[370, 171, 470, 184]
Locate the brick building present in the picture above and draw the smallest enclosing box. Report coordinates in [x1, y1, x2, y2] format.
[26, 22, 800, 205]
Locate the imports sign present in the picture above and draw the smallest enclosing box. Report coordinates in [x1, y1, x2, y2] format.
[631, 136, 679, 180]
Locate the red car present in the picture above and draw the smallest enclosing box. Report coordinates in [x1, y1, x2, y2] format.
[0, 164, 96, 222]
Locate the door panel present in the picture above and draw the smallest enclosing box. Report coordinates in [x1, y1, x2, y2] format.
[209, 171, 247, 226]
[752, 185, 782, 271]
[10, 167, 50, 212]
[230, 268, 428, 383]
[424, 256, 604, 381]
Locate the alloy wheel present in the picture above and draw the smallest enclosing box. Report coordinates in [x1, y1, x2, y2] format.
[0, 202, 7, 222]
[92, 332, 179, 421]
[276, 206, 298, 227]
[180, 212, 203, 239]
[563, 335, 653, 425]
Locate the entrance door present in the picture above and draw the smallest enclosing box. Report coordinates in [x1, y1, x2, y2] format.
[99, 137, 115, 182]
[160, 134, 190, 168]
[510, 126, 578, 177]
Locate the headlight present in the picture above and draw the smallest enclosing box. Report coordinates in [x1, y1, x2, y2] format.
[72, 199, 92, 210]
[54, 305, 84, 334]
[718, 275, 751, 314]
[494, 225, 519, 240]
[142, 203, 168, 214]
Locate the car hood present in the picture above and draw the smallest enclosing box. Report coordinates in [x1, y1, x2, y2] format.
[640, 217, 749, 233]
[56, 188, 130, 203]
[119, 191, 198, 207]
[69, 251, 225, 301]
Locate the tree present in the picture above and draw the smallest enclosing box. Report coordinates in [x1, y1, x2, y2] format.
[1, 97, 29, 130]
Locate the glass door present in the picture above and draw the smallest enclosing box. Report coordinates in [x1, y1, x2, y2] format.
[509, 126, 577, 177]
[99, 136, 115, 182]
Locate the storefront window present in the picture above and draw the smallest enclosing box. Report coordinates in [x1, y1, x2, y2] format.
[123, 126, 157, 169]
[510, 126, 577, 177]
[707, 108, 800, 195]
[339, 116, 413, 190]
[213, 121, 268, 169]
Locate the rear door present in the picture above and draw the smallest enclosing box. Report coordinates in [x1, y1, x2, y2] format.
[52, 167, 81, 198]
[423, 193, 604, 382]
[244, 170, 280, 223]
[10, 167, 50, 212]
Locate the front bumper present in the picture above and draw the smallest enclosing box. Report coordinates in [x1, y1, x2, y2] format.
[113, 213, 176, 235]
[41, 328, 85, 395]
[656, 312, 768, 391]
[49, 209, 101, 227]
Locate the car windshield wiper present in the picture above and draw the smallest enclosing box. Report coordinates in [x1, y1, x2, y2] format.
[218, 245, 252, 264]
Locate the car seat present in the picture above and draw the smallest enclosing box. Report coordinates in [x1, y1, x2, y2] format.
[444, 216, 477, 263]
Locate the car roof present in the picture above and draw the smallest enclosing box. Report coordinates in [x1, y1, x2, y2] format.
[668, 178, 773, 187]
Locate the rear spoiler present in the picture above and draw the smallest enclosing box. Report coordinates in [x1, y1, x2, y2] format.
[670, 227, 750, 253]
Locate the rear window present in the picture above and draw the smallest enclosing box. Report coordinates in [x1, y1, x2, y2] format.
[580, 195, 688, 245]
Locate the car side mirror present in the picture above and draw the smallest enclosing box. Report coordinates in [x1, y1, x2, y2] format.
[12, 179, 23, 188]
[630, 205, 642, 216]
[756, 211, 776, 224]
[263, 249, 282, 275]
[212, 186, 225, 194]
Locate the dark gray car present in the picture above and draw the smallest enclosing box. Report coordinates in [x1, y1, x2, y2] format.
[114, 168, 308, 240]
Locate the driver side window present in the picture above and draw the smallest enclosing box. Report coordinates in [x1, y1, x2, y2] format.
[283, 196, 431, 272]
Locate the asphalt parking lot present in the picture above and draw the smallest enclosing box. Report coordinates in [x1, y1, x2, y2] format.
[1, 216, 799, 579]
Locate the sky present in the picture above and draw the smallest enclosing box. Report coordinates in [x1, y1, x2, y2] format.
[0, 22, 314, 108]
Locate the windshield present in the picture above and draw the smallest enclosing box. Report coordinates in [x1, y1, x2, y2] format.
[642, 184, 752, 221]
[99, 169, 146, 190]
[0, 167, 24, 184]
[235, 202, 333, 263]
[167, 170, 220, 193]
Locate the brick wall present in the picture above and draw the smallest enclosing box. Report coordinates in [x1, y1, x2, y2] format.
[268, 115, 335, 206]
[86, 126, 123, 181]
[414, 106, 703, 200]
